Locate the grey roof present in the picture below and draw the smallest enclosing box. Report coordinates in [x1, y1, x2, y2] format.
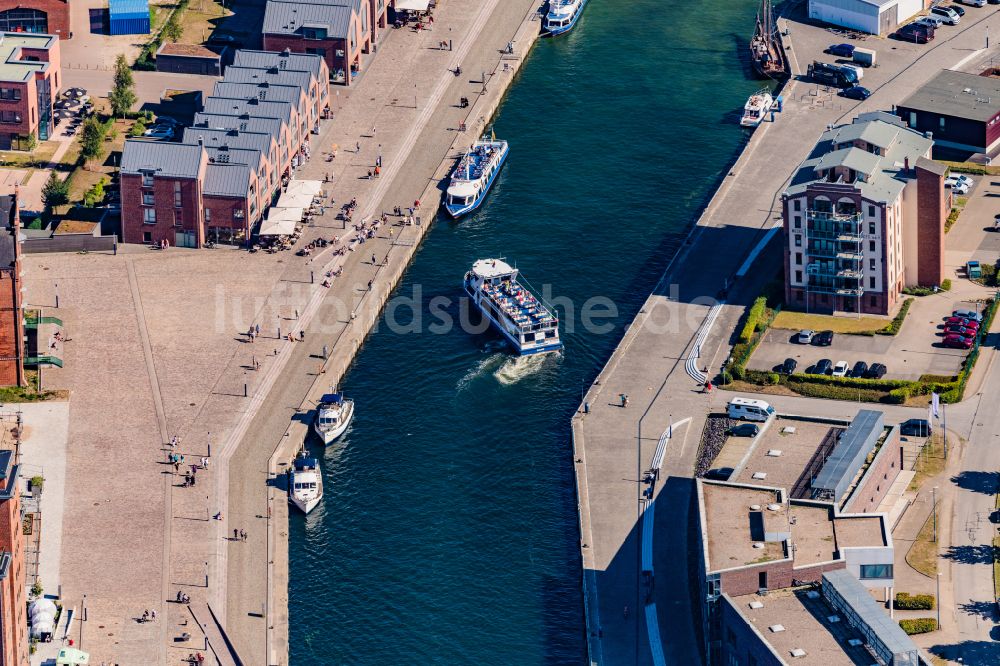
[212, 81, 304, 106]
[0, 225, 14, 267]
[201, 97, 294, 126]
[822, 570, 920, 665]
[223, 66, 312, 93]
[784, 117, 933, 204]
[916, 156, 949, 176]
[814, 146, 883, 176]
[203, 163, 252, 198]
[263, 1, 352, 38]
[821, 119, 901, 150]
[206, 145, 264, 170]
[898, 69, 1000, 123]
[182, 127, 274, 155]
[121, 139, 204, 178]
[194, 113, 286, 139]
[231, 49, 324, 80]
[812, 410, 883, 500]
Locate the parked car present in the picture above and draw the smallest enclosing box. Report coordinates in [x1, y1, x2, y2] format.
[945, 325, 978, 338]
[798, 329, 815, 344]
[815, 330, 834, 346]
[780, 358, 798, 374]
[945, 316, 980, 329]
[832, 361, 850, 377]
[953, 181, 971, 195]
[900, 419, 933, 437]
[850, 361, 868, 378]
[895, 23, 934, 43]
[155, 115, 181, 127]
[946, 3, 966, 15]
[929, 5, 961, 24]
[808, 61, 858, 88]
[942, 334, 974, 349]
[841, 86, 871, 100]
[915, 16, 945, 28]
[728, 423, 761, 438]
[143, 126, 174, 139]
[813, 358, 833, 375]
[944, 174, 973, 190]
[704, 467, 734, 481]
[207, 33, 239, 45]
[952, 308, 982, 322]
[865, 363, 887, 379]
[957, 0, 985, 7]
[827, 43, 856, 57]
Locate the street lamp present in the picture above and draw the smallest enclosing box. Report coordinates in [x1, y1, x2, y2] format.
[932, 486, 938, 543]
[936, 573, 942, 629]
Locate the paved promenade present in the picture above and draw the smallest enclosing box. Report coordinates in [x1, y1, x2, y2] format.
[573, 11, 1000, 666]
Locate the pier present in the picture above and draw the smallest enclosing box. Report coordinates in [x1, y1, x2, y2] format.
[571, 11, 1000, 666]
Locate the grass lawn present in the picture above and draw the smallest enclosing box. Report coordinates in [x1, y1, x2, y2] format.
[64, 118, 130, 205]
[0, 141, 59, 168]
[180, 0, 232, 43]
[909, 435, 947, 492]
[772, 310, 889, 334]
[905, 510, 939, 578]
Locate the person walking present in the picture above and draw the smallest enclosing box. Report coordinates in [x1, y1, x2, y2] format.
[255, 324, 260, 337]
[234, 529, 239, 540]
[355, 141, 360, 152]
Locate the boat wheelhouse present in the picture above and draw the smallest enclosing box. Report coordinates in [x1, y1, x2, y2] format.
[290, 457, 322, 514]
[544, 0, 589, 36]
[313, 392, 354, 445]
[463, 258, 562, 355]
[444, 138, 508, 218]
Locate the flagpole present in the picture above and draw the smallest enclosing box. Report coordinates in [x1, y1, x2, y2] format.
[943, 400, 948, 459]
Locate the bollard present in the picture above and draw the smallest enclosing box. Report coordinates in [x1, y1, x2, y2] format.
[244, 383, 248, 397]
[584, 402, 590, 414]
[311, 270, 315, 284]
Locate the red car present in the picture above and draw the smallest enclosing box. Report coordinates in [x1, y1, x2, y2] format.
[945, 316, 980, 329]
[944, 325, 978, 338]
[942, 334, 974, 349]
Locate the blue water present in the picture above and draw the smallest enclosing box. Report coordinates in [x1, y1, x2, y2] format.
[289, 1, 760, 663]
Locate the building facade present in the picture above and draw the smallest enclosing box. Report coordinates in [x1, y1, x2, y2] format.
[0, 449, 28, 666]
[0, 0, 69, 39]
[0, 194, 24, 388]
[782, 112, 945, 316]
[0, 31, 59, 149]
[896, 69, 1000, 156]
[807, 0, 926, 36]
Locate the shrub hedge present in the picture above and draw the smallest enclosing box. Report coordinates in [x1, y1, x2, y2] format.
[878, 298, 913, 336]
[898, 618, 937, 635]
[894, 592, 935, 610]
[739, 296, 769, 344]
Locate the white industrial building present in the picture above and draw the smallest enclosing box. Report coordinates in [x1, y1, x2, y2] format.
[808, 0, 926, 36]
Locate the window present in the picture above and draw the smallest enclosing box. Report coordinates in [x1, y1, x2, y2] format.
[174, 209, 183, 227]
[870, 259, 876, 270]
[142, 172, 154, 187]
[793, 199, 801, 212]
[869, 240, 876, 252]
[143, 208, 156, 224]
[869, 222, 876, 235]
[869, 276, 876, 289]
[868, 205, 875, 217]
[793, 215, 801, 229]
[306, 47, 327, 59]
[233, 208, 245, 220]
[174, 182, 182, 207]
[794, 235, 802, 247]
[336, 49, 345, 57]
[142, 192, 154, 206]
[795, 270, 802, 283]
[0, 8, 48, 33]
[143, 231, 152, 244]
[795, 252, 802, 265]
[870, 295, 877, 307]
[909, 111, 917, 128]
[939, 117, 946, 131]
[860, 564, 893, 580]
[204, 208, 211, 223]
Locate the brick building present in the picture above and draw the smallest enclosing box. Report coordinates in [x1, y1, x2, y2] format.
[0, 194, 24, 388]
[0, 0, 69, 40]
[121, 49, 328, 247]
[0, 31, 60, 149]
[262, 0, 385, 85]
[896, 69, 1000, 156]
[0, 449, 27, 666]
[781, 112, 946, 316]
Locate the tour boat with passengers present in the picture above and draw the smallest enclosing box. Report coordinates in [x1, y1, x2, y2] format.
[740, 88, 774, 128]
[543, 0, 589, 36]
[289, 456, 322, 514]
[312, 392, 354, 445]
[463, 258, 563, 355]
[444, 137, 508, 218]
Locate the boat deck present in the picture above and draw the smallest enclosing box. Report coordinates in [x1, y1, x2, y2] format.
[482, 280, 557, 331]
[452, 142, 503, 182]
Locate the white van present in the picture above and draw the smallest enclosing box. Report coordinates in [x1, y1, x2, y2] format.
[930, 5, 961, 24]
[727, 397, 775, 422]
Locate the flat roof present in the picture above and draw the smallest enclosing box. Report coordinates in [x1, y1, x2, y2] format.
[833, 516, 886, 549]
[730, 419, 845, 496]
[728, 588, 875, 665]
[700, 483, 786, 571]
[898, 69, 1000, 123]
[156, 42, 220, 59]
[0, 33, 55, 83]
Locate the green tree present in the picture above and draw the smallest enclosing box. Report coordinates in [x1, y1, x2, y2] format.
[41, 171, 69, 209]
[109, 54, 137, 118]
[80, 116, 107, 163]
[83, 177, 107, 207]
[23, 131, 37, 162]
[162, 15, 183, 42]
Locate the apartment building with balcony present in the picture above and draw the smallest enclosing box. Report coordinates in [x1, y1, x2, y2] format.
[0, 31, 60, 150]
[781, 112, 946, 316]
[121, 49, 328, 247]
[0, 448, 27, 666]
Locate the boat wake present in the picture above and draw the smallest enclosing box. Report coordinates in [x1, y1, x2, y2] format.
[494, 353, 550, 385]
[456, 352, 506, 391]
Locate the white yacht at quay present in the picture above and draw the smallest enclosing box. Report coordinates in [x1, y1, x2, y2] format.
[444, 137, 508, 218]
[313, 392, 354, 445]
[289, 456, 322, 514]
[463, 259, 563, 355]
[544, 0, 590, 36]
[740, 88, 774, 128]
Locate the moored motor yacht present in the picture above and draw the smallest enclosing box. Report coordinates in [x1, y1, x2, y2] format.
[313, 392, 354, 445]
[289, 456, 323, 514]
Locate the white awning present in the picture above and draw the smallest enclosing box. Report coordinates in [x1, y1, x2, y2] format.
[395, 0, 430, 10]
[258, 207, 303, 236]
[285, 179, 323, 198]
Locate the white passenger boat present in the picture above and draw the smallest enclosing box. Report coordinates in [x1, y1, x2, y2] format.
[444, 137, 508, 218]
[289, 456, 322, 514]
[740, 88, 774, 128]
[313, 392, 354, 445]
[544, 0, 589, 36]
[463, 259, 563, 355]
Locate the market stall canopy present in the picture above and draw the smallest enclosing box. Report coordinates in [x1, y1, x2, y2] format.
[57, 647, 90, 665]
[395, 0, 430, 10]
[29, 598, 57, 618]
[276, 180, 322, 208]
[258, 207, 303, 236]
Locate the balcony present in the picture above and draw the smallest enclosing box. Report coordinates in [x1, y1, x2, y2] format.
[24, 355, 62, 368]
[807, 209, 863, 224]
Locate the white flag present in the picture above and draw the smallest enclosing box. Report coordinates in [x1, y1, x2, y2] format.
[931, 392, 941, 419]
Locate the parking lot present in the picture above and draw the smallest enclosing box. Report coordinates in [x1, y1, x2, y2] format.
[748, 295, 988, 381]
